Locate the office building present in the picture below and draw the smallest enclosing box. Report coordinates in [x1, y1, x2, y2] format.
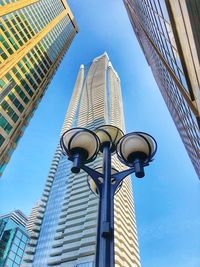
[0, 0, 78, 176]
[123, 0, 200, 177]
[23, 53, 141, 267]
[0, 210, 29, 267]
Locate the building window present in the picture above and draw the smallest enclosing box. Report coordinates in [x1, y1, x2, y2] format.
[0, 79, 6, 88]
[5, 258, 13, 267]
[0, 114, 12, 134]
[1, 100, 19, 123]
[0, 134, 5, 146]
[8, 92, 24, 113]
[15, 85, 29, 104]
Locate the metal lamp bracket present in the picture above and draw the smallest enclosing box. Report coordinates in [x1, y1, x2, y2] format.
[81, 163, 148, 197]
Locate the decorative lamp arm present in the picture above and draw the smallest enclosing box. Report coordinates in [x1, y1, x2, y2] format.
[81, 165, 103, 193]
[111, 163, 149, 194]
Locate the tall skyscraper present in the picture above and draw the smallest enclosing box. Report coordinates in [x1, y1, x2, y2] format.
[0, 210, 29, 267]
[23, 53, 141, 267]
[0, 0, 78, 176]
[123, 0, 200, 177]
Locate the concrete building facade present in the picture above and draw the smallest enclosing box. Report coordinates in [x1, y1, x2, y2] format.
[23, 53, 141, 267]
[123, 0, 200, 177]
[0, 0, 78, 176]
[26, 201, 42, 236]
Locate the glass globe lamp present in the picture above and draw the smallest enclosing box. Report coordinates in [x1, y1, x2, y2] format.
[95, 125, 124, 153]
[60, 128, 100, 173]
[116, 132, 157, 177]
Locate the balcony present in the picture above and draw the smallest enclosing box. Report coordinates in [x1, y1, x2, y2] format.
[32, 225, 41, 232]
[25, 246, 36, 255]
[34, 218, 42, 225]
[30, 232, 39, 239]
[28, 239, 37, 247]
[23, 254, 34, 262]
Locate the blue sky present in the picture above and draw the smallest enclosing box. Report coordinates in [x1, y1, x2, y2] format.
[0, 0, 200, 266]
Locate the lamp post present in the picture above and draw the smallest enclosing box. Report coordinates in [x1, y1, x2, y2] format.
[60, 125, 157, 267]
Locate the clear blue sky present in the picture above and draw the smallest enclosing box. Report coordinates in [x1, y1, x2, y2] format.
[0, 1, 200, 266]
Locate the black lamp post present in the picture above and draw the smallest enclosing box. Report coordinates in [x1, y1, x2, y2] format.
[60, 125, 157, 267]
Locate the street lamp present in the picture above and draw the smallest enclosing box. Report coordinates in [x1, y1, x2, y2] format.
[60, 125, 157, 267]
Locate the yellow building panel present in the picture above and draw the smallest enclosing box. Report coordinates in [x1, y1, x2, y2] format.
[0, 0, 40, 17]
[0, 0, 78, 176]
[9, 67, 32, 98]
[0, 10, 67, 79]
[60, 0, 78, 32]
[27, 48, 46, 76]
[4, 15, 25, 45]
[0, 41, 10, 60]
[0, 20, 20, 50]
[15, 10, 33, 39]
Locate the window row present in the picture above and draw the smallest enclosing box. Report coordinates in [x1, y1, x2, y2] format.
[1, 100, 19, 122]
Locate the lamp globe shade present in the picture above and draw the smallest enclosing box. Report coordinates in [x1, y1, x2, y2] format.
[95, 125, 124, 153]
[117, 132, 157, 166]
[60, 128, 100, 163]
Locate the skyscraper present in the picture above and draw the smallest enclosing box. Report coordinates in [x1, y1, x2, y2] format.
[0, 0, 78, 176]
[23, 53, 141, 267]
[0, 210, 29, 267]
[123, 0, 200, 177]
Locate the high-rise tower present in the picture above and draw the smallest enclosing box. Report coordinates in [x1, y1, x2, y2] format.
[0, 0, 78, 176]
[23, 53, 141, 267]
[123, 0, 200, 177]
[0, 210, 29, 267]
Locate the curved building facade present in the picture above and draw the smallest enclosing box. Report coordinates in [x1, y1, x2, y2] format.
[23, 53, 141, 267]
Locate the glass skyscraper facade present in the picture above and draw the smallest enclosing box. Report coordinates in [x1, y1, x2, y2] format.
[0, 210, 29, 267]
[123, 0, 200, 178]
[0, 0, 78, 176]
[23, 53, 141, 267]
